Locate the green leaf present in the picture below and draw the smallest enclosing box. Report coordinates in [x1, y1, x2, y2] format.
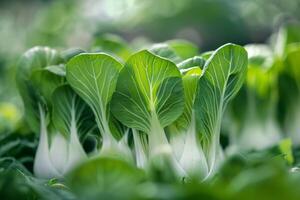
[150, 40, 199, 63]
[30, 68, 65, 106]
[195, 43, 248, 175]
[149, 44, 182, 64]
[111, 50, 184, 133]
[61, 48, 85, 62]
[167, 39, 199, 59]
[67, 157, 144, 200]
[170, 67, 201, 131]
[0, 166, 74, 200]
[178, 56, 206, 70]
[51, 84, 95, 139]
[16, 47, 63, 133]
[92, 34, 132, 61]
[110, 50, 185, 178]
[17, 47, 63, 81]
[66, 53, 122, 133]
[66, 53, 129, 157]
[200, 51, 214, 60]
[45, 64, 66, 77]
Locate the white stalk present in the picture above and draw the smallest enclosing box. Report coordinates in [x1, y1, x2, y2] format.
[64, 108, 87, 173]
[148, 113, 187, 179]
[133, 129, 147, 169]
[117, 129, 134, 163]
[34, 104, 60, 179]
[179, 113, 208, 179]
[169, 127, 186, 161]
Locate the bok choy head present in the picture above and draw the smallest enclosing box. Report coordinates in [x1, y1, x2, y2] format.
[17, 47, 92, 179]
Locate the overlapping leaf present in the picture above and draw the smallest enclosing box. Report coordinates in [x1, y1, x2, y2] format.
[111, 50, 184, 133]
[195, 44, 247, 174]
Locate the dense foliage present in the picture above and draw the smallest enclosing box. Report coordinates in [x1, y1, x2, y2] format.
[2, 24, 300, 200]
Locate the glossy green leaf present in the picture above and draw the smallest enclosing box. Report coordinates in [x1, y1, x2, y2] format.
[195, 43, 248, 175]
[111, 50, 184, 133]
[171, 67, 201, 131]
[66, 53, 122, 136]
[66, 53, 133, 159]
[110, 50, 185, 178]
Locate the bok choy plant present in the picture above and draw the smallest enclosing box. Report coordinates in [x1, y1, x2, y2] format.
[66, 53, 133, 162]
[17, 47, 94, 178]
[226, 44, 282, 151]
[193, 43, 247, 178]
[16, 42, 247, 183]
[109, 43, 247, 180]
[110, 49, 187, 179]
